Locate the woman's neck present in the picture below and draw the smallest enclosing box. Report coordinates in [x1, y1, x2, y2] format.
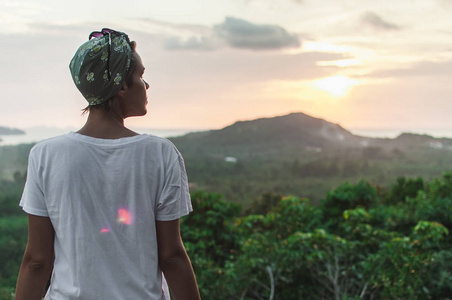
[77, 109, 138, 139]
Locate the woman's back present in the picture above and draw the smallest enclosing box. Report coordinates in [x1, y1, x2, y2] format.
[21, 133, 192, 299]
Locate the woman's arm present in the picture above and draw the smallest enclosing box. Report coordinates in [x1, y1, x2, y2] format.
[156, 219, 200, 300]
[15, 214, 54, 300]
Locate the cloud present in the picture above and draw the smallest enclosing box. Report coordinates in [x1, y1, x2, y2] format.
[164, 36, 217, 50]
[132, 18, 210, 35]
[368, 60, 452, 78]
[361, 11, 399, 31]
[163, 16, 301, 51]
[213, 17, 300, 50]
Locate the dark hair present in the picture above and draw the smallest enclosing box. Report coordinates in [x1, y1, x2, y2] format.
[81, 41, 138, 115]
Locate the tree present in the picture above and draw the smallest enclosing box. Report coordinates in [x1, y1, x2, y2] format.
[0, 217, 28, 288]
[368, 221, 448, 299]
[321, 180, 378, 229]
[180, 191, 241, 299]
[385, 176, 424, 204]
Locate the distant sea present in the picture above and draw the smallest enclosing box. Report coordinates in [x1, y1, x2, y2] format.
[349, 128, 452, 139]
[0, 126, 205, 146]
[1, 126, 452, 146]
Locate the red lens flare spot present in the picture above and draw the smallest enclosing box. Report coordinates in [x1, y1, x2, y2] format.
[118, 208, 133, 225]
[100, 227, 111, 233]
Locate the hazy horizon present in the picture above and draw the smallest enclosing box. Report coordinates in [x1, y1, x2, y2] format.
[4, 116, 452, 138]
[2, 111, 452, 146]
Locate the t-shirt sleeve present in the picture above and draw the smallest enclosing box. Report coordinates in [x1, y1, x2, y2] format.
[19, 148, 49, 217]
[156, 148, 193, 221]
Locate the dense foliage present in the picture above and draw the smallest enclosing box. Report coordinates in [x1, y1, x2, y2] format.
[1, 169, 452, 299]
[179, 175, 452, 299]
[0, 173, 27, 299]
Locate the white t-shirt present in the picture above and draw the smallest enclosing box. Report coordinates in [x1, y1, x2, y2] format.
[20, 132, 193, 300]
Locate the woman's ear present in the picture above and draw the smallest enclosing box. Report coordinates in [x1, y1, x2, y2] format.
[121, 80, 129, 91]
[116, 81, 129, 97]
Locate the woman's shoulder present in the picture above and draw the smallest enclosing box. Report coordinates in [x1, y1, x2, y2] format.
[140, 134, 176, 148]
[26, 134, 75, 161]
[31, 133, 73, 150]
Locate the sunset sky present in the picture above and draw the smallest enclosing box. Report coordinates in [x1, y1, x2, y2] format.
[1, 0, 452, 135]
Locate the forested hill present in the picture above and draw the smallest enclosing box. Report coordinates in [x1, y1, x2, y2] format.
[172, 112, 359, 155]
[180, 112, 358, 146]
[169, 112, 452, 203]
[170, 112, 452, 160]
[0, 127, 25, 142]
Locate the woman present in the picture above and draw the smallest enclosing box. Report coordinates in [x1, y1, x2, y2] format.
[15, 28, 200, 300]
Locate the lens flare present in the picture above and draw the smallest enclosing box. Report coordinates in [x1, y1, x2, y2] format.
[118, 208, 133, 225]
[100, 227, 111, 233]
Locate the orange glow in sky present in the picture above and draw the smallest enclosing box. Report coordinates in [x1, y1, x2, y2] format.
[312, 76, 358, 98]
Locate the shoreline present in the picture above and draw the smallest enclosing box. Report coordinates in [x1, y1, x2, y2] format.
[2, 126, 452, 146]
[0, 127, 204, 146]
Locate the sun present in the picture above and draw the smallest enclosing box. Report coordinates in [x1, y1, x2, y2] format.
[313, 75, 357, 98]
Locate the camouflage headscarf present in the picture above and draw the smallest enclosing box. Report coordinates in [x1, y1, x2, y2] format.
[69, 29, 132, 106]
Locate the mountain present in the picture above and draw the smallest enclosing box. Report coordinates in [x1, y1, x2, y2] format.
[0, 127, 25, 136]
[169, 112, 452, 204]
[391, 133, 452, 150]
[170, 112, 452, 160]
[171, 113, 359, 159]
[180, 112, 357, 144]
